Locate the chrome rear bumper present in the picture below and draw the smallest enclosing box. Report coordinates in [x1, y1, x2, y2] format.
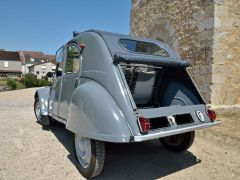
[133, 121, 220, 142]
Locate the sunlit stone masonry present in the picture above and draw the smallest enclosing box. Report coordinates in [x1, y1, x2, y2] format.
[130, 0, 240, 107]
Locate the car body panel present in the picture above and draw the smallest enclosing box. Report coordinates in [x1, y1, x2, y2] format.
[34, 87, 50, 116]
[69, 32, 141, 135]
[137, 104, 208, 121]
[58, 73, 79, 119]
[48, 76, 62, 115]
[66, 79, 132, 142]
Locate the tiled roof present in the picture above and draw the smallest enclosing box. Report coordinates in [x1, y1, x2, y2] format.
[45, 55, 56, 60]
[19, 51, 56, 64]
[0, 69, 22, 73]
[0, 51, 21, 61]
[21, 51, 44, 57]
[0, 50, 55, 64]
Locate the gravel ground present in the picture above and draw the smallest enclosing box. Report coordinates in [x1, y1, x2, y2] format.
[0, 88, 240, 180]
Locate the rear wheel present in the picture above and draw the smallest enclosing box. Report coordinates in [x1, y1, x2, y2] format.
[159, 82, 196, 153]
[74, 134, 105, 178]
[34, 97, 50, 126]
[159, 131, 195, 152]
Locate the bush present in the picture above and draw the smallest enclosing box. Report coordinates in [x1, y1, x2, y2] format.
[20, 73, 52, 88]
[16, 81, 26, 89]
[37, 79, 49, 87]
[7, 79, 17, 90]
[20, 74, 38, 88]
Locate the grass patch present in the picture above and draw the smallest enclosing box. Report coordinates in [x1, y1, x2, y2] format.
[16, 81, 26, 89]
[0, 79, 7, 86]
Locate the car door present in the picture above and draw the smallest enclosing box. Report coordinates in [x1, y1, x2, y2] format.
[58, 43, 81, 120]
[48, 46, 65, 116]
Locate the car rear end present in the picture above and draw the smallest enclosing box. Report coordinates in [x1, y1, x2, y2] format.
[114, 44, 220, 142]
[93, 30, 220, 143]
[133, 104, 219, 141]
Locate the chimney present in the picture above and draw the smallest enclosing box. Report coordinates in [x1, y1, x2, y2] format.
[18, 51, 26, 63]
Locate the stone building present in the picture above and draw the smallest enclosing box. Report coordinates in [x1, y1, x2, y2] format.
[0, 49, 55, 78]
[131, 0, 240, 107]
[19, 51, 55, 75]
[29, 61, 56, 79]
[0, 50, 22, 78]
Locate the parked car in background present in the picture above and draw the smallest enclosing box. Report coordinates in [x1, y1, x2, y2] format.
[34, 30, 220, 178]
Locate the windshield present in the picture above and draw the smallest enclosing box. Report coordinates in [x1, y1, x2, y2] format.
[119, 39, 169, 57]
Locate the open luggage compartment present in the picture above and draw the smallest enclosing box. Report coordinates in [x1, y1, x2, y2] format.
[120, 64, 205, 109]
[119, 63, 208, 132]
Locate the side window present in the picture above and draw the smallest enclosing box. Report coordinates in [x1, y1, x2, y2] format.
[56, 46, 64, 69]
[65, 44, 81, 73]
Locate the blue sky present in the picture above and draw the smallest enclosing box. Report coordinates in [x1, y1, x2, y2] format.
[0, 0, 131, 54]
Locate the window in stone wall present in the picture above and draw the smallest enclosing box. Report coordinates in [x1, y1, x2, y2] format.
[3, 61, 8, 68]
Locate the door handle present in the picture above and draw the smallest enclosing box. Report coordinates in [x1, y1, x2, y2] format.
[75, 77, 79, 88]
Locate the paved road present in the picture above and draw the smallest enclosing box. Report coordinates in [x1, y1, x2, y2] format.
[0, 88, 239, 180]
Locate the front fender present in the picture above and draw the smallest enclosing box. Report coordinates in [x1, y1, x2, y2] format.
[66, 80, 132, 143]
[34, 87, 50, 116]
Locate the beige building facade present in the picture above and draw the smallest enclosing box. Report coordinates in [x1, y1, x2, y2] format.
[0, 51, 22, 78]
[29, 62, 56, 79]
[131, 0, 240, 107]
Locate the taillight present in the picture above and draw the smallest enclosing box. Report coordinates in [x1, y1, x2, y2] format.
[207, 109, 216, 121]
[79, 43, 86, 49]
[138, 117, 150, 134]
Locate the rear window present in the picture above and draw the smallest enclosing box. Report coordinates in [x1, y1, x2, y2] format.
[119, 39, 169, 57]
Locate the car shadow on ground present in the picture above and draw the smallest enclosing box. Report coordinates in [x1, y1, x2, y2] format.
[43, 122, 200, 180]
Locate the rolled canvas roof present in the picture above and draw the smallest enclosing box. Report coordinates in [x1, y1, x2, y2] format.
[113, 52, 189, 67]
[84, 29, 189, 67]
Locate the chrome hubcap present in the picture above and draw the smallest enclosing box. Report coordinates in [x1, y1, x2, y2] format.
[75, 134, 91, 168]
[35, 101, 41, 122]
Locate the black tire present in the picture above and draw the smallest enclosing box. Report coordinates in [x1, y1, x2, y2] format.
[160, 131, 195, 152]
[74, 135, 105, 178]
[34, 97, 51, 126]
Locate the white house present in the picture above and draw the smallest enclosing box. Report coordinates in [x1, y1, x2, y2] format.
[29, 61, 56, 79]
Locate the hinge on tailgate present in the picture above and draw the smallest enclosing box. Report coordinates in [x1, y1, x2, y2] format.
[167, 116, 177, 127]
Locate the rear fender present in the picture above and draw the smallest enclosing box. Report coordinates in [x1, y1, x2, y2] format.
[34, 87, 50, 116]
[66, 80, 132, 143]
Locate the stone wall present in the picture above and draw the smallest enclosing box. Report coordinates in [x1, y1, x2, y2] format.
[131, 0, 240, 106]
[0, 60, 22, 71]
[211, 0, 240, 105]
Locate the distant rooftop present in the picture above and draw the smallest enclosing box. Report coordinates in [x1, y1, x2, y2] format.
[0, 49, 55, 64]
[0, 50, 21, 61]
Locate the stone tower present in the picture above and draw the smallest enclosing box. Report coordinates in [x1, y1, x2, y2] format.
[131, 0, 240, 108]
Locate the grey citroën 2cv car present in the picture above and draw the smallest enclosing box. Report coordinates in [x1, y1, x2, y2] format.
[34, 30, 220, 178]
